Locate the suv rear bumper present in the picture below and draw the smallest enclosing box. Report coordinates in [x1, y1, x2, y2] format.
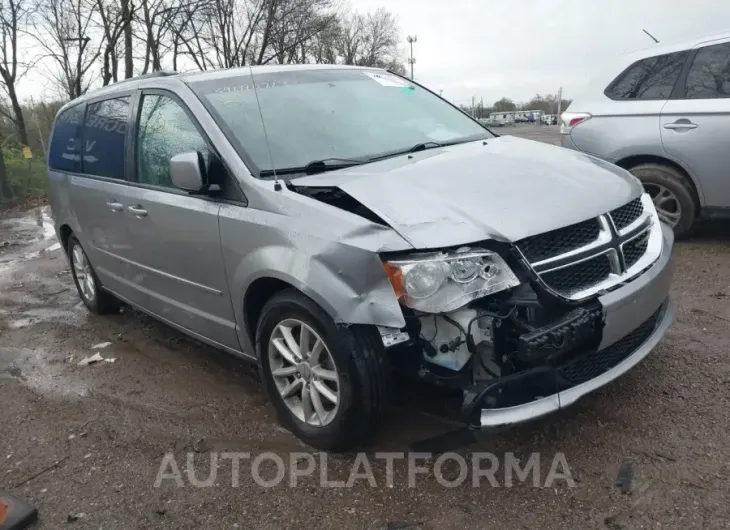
[468, 223, 674, 429]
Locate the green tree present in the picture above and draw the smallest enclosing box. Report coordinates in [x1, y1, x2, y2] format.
[493, 97, 516, 112]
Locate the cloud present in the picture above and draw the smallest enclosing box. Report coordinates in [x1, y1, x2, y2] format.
[351, 0, 730, 104]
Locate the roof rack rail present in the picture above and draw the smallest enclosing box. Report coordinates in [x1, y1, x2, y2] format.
[112, 70, 178, 86]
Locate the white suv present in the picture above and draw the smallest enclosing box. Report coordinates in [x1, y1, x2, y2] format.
[561, 31, 730, 235]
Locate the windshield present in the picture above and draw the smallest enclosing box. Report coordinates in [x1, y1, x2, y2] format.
[189, 68, 493, 175]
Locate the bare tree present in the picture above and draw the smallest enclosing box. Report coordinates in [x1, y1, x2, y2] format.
[33, 0, 101, 99]
[0, 0, 34, 145]
[121, 0, 132, 76]
[264, 0, 336, 65]
[358, 8, 399, 68]
[136, 0, 167, 73]
[96, 0, 135, 85]
[200, 0, 267, 68]
[333, 8, 403, 71]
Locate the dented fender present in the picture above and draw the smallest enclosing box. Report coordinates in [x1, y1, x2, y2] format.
[218, 198, 410, 356]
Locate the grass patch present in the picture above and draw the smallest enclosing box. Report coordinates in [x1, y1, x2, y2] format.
[1, 148, 48, 208]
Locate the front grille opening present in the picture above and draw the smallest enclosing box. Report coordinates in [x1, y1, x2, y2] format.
[558, 304, 664, 385]
[540, 254, 612, 297]
[610, 198, 643, 231]
[516, 218, 600, 263]
[623, 233, 649, 269]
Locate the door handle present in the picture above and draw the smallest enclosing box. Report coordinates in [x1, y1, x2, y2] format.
[128, 205, 148, 218]
[106, 201, 123, 212]
[664, 122, 698, 130]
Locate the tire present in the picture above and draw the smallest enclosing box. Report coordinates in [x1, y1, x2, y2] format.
[256, 289, 389, 451]
[67, 235, 120, 315]
[628, 163, 697, 237]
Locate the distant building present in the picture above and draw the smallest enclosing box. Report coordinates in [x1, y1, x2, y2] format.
[490, 109, 545, 122]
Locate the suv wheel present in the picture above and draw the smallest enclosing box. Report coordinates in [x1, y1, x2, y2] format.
[256, 289, 389, 451]
[629, 163, 696, 236]
[67, 235, 120, 314]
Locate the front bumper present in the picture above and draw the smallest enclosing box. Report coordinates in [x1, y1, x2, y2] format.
[471, 223, 675, 429]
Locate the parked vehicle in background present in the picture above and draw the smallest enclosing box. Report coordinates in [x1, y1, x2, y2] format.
[562, 31, 730, 236]
[485, 116, 507, 127]
[47, 65, 674, 451]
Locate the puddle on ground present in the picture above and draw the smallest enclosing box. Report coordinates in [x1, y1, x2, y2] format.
[8, 318, 36, 329]
[0, 346, 90, 398]
[0, 206, 62, 277]
[5, 307, 88, 330]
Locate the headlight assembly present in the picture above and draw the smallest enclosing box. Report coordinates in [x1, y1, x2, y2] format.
[383, 247, 520, 313]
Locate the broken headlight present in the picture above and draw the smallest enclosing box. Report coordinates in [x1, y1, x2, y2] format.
[384, 247, 519, 313]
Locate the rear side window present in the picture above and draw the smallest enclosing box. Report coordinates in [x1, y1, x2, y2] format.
[83, 97, 130, 179]
[605, 51, 688, 100]
[684, 42, 730, 99]
[49, 105, 84, 172]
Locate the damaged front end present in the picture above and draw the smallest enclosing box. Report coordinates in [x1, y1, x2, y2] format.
[376, 194, 674, 431]
[289, 177, 673, 432]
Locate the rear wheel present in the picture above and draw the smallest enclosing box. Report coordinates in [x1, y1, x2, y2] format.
[628, 163, 697, 237]
[256, 289, 389, 451]
[67, 235, 120, 314]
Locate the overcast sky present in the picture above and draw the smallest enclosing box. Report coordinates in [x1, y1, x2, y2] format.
[17, 0, 730, 104]
[351, 0, 730, 105]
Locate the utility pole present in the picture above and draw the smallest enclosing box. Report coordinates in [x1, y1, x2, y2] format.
[407, 35, 417, 79]
[556, 86, 563, 124]
[472, 96, 476, 117]
[642, 29, 659, 43]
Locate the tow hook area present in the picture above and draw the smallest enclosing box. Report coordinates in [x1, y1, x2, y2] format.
[409, 369, 563, 453]
[460, 367, 562, 427]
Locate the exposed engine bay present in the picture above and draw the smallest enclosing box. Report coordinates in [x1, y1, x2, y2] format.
[384, 280, 606, 425]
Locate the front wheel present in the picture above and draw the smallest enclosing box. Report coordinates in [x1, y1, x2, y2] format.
[256, 290, 389, 451]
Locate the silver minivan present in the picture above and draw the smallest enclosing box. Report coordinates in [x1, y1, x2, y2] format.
[562, 31, 730, 236]
[48, 65, 674, 450]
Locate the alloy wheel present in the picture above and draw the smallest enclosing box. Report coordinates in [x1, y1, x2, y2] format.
[644, 183, 682, 227]
[268, 319, 340, 427]
[71, 244, 96, 302]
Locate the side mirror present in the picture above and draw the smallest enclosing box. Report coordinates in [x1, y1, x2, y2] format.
[170, 151, 207, 192]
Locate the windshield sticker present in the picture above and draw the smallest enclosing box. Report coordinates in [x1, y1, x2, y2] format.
[363, 71, 411, 88]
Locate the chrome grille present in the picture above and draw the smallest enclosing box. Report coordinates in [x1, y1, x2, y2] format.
[541, 255, 612, 296]
[515, 194, 661, 300]
[623, 232, 649, 269]
[516, 219, 600, 263]
[610, 198, 643, 231]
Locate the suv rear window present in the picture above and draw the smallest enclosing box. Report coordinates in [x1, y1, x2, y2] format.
[49, 105, 84, 172]
[605, 51, 688, 100]
[684, 42, 730, 99]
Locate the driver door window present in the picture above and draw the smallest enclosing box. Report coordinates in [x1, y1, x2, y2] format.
[136, 94, 207, 188]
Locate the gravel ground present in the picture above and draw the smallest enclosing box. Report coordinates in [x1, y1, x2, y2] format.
[2, 128, 729, 529]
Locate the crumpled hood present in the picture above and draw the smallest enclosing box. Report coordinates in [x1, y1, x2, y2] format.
[292, 135, 643, 249]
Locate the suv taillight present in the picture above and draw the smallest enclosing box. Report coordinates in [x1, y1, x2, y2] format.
[560, 112, 591, 134]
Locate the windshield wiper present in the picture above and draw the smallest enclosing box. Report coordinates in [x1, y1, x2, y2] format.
[259, 157, 365, 178]
[408, 141, 444, 152]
